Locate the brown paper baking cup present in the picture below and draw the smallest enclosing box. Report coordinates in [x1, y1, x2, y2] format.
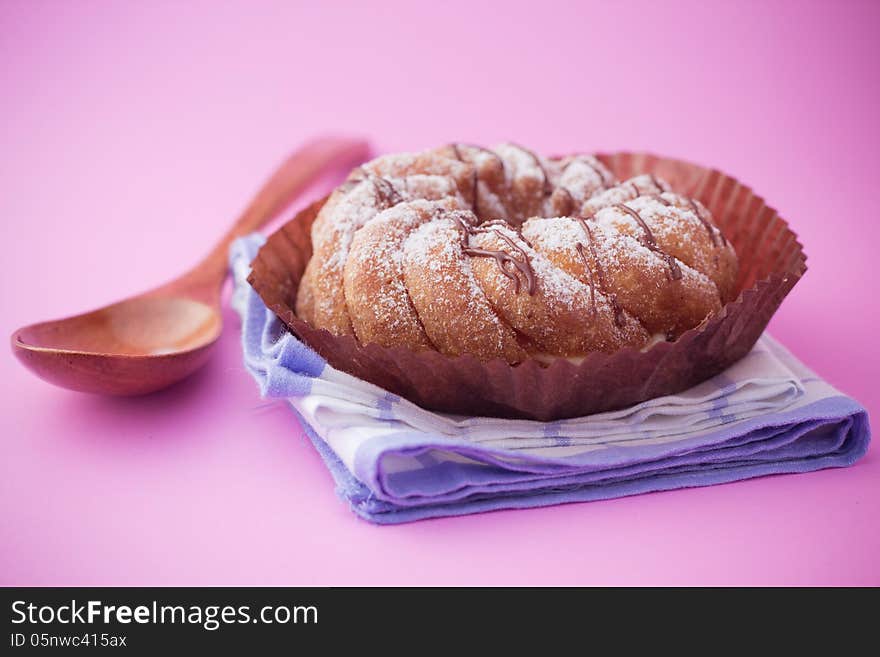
[248, 153, 807, 420]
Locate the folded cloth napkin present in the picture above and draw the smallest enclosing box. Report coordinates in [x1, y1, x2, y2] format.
[231, 235, 871, 524]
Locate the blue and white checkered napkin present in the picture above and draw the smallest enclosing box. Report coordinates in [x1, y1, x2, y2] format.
[231, 235, 870, 524]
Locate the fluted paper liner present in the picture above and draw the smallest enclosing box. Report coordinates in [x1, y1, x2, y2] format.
[248, 153, 807, 420]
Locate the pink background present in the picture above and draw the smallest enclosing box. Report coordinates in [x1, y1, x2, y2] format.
[2, 0, 878, 585]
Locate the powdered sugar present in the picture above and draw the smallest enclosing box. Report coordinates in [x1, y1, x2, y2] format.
[521, 216, 582, 251]
[522, 217, 654, 311]
[473, 223, 584, 310]
[493, 143, 547, 186]
[403, 218, 520, 354]
[581, 174, 669, 216]
[303, 143, 733, 360]
[555, 155, 613, 202]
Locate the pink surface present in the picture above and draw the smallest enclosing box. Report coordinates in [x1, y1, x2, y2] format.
[2, 0, 878, 586]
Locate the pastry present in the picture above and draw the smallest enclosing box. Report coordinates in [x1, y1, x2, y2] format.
[296, 143, 738, 364]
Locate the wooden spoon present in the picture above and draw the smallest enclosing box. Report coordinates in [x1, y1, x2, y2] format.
[11, 137, 370, 395]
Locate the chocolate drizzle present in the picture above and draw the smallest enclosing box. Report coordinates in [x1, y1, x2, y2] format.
[574, 242, 598, 316]
[449, 143, 510, 218]
[470, 169, 480, 215]
[338, 173, 401, 206]
[651, 194, 671, 206]
[337, 177, 364, 194]
[454, 217, 536, 295]
[613, 203, 683, 281]
[562, 157, 608, 192]
[574, 217, 626, 327]
[511, 143, 553, 195]
[450, 142, 506, 175]
[585, 159, 608, 190]
[688, 198, 725, 247]
[367, 174, 403, 207]
[556, 157, 608, 206]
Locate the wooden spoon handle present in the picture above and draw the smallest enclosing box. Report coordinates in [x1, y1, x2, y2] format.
[171, 136, 370, 302]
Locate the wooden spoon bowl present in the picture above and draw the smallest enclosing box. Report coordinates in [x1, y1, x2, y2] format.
[12, 137, 370, 395]
[13, 298, 221, 395]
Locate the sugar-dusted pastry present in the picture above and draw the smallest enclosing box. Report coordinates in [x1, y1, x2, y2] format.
[296, 143, 738, 363]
